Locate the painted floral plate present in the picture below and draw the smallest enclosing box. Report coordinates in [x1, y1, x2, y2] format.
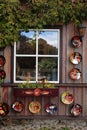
[0, 69, 6, 79]
[45, 103, 57, 114]
[0, 55, 6, 67]
[70, 52, 82, 65]
[61, 92, 74, 105]
[71, 36, 82, 48]
[0, 102, 9, 117]
[12, 101, 24, 113]
[69, 68, 81, 80]
[71, 104, 82, 116]
[29, 101, 41, 113]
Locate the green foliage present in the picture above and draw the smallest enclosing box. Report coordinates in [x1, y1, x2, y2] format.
[0, 0, 87, 47]
[18, 82, 43, 88]
[18, 82, 56, 88]
[38, 58, 57, 71]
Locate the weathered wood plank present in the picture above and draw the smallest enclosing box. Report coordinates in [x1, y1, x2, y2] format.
[4, 46, 11, 83]
[65, 86, 74, 116]
[50, 96, 58, 115]
[2, 87, 8, 102]
[42, 96, 50, 115]
[66, 23, 75, 83]
[82, 87, 87, 116]
[58, 86, 66, 116]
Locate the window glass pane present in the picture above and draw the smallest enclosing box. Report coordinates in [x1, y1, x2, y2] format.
[14, 29, 60, 83]
[38, 57, 58, 81]
[16, 57, 36, 81]
[38, 31, 58, 55]
[16, 30, 36, 54]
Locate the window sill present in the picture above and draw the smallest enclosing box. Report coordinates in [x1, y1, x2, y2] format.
[2, 83, 87, 87]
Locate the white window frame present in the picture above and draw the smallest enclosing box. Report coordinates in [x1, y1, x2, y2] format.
[14, 29, 60, 83]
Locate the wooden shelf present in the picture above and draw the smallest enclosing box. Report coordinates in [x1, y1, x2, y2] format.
[2, 83, 87, 87]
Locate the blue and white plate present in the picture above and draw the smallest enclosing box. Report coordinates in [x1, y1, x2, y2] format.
[45, 103, 57, 114]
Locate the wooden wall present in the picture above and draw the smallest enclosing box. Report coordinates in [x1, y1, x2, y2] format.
[61, 21, 87, 83]
[1, 21, 87, 119]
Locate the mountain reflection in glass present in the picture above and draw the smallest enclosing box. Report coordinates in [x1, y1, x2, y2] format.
[38, 31, 58, 55]
[16, 31, 36, 54]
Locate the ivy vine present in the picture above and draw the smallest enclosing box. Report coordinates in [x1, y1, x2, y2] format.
[0, 0, 87, 47]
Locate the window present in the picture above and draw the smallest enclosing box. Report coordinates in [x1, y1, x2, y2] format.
[14, 29, 60, 83]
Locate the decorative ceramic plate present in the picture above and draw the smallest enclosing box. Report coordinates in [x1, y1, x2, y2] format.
[71, 104, 82, 116]
[0, 55, 6, 67]
[29, 101, 41, 113]
[12, 101, 24, 112]
[0, 102, 9, 117]
[71, 36, 82, 48]
[45, 103, 57, 114]
[69, 68, 81, 80]
[0, 69, 6, 79]
[70, 52, 82, 64]
[61, 92, 74, 105]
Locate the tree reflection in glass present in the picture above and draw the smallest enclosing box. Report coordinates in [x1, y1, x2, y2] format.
[38, 57, 58, 81]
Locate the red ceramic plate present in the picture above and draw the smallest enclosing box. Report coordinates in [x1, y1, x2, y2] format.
[69, 68, 81, 80]
[0, 55, 6, 67]
[29, 101, 41, 113]
[0, 102, 9, 117]
[71, 104, 82, 116]
[0, 69, 6, 80]
[61, 92, 74, 105]
[71, 36, 82, 48]
[12, 101, 24, 113]
[70, 52, 82, 65]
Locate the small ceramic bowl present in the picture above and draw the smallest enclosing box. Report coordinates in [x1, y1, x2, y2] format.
[70, 104, 82, 116]
[0, 102, 9, 117]
[70, 52, 82, 65]
[71, 36, 82, 48]
[45, 103, 57, 114]
[69, 68, 81, 80]
[61, 91, 74, 105]
[12, 101, 24, 113]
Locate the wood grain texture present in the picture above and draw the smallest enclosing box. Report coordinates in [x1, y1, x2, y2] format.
[1, 21, 87, 119]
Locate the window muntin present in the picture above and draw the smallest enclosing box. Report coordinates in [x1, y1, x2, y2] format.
[14, 29, 60, 83]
